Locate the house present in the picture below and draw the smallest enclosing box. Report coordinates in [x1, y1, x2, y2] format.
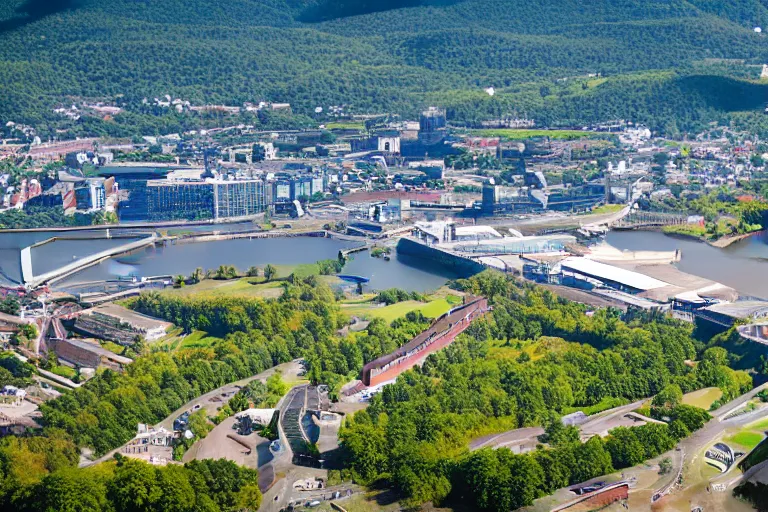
[124, 424, 175, 454]
[0, 386, 26, 406]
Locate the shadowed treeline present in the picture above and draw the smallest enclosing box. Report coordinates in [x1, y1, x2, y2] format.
[298, 0, 463, 22]
[0, 0, 80, 33]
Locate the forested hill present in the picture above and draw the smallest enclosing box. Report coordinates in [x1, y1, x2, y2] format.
[0, 0, 767, 137]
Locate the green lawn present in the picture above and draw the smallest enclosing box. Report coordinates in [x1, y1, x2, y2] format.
[682, 387, 723, 409]
[746, 418, 768, 431]
[180, 330, 223, 349]
[471, 129, 601, 140]
[342, 297, 456, 323]
[50, 365, 77, 379]
[100, 341, 126, 355]
[589, 204, 625, 215]
[727, 432, 764, 450]
[324, 121, 365, 131]
[163, 277, 285, 299]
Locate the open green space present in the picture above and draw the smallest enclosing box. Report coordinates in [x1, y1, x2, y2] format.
[746, 417, 768, 431]
[682, 387, 723, 409]
[471, 129, 601, 140]
[589, 204, 625, 215]
[727, 431, 764, 450]
[99, 340, 127, 356]
[341, 295, 460, 323]
[49, 365, 77, 379]
[179, 330, 224, 350]
[324, 121, 365, 131]
[163, 277, 285, 299]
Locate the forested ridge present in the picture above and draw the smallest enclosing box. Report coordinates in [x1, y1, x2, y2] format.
[24, 269, 755, 511]
[339, 272, 753, 509]
[0, 0, 767, 138]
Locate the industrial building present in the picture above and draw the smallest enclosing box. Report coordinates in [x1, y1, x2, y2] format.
[481, 181, 605, 214]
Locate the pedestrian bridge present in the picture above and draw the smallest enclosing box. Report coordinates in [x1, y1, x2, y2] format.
[21, 235, 158, 289]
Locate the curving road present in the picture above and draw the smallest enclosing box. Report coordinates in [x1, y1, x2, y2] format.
[82, 359, 303, 467]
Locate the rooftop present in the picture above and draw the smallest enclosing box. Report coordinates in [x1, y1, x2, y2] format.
[702, 300, 768, 319]
[560, 257, 670, 291]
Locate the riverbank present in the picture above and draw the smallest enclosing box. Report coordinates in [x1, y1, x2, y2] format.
[709, 230, 764, 248]
[605, 230, 768, 299]
[626, 225, 762, 249]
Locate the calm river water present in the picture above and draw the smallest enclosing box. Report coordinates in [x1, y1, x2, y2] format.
[0, 231, 461, 293]
[605, 230, 768, 298]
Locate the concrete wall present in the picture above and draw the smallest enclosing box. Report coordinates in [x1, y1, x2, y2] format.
[552, 483, 629, 512]
[396, 237, 485, 277]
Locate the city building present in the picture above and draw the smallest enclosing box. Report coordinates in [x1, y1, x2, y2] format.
[146, 180, 215, 221]
[147, 178, 271, 221]
[214, 179, 269, 218]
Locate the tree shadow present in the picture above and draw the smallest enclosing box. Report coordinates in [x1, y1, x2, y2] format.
[0, 0, 80, 34]
[297, 0, 465, 23]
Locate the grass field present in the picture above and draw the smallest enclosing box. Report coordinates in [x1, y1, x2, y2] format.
[588, 204, 625, 215]
[100, 341, 126, 355]
[471, 128, 601, 140]
[178, 330, 223, 349]
[50, 365, 77, 379]
[341, 296, 460, 323]
[746, 417, 768, 431]
[727, 432, 764, 450]
[324, 121, 365, 131]
[682, 387, 723, 410]
[163, 277, 285, 299]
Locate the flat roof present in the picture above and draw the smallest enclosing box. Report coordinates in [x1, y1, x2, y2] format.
[91, 304, 173, 331]
[455, 225, 502, 238]
[702, 301, 768, 319]
[560, 257, 669, 291]
[60, 338, 133, 364]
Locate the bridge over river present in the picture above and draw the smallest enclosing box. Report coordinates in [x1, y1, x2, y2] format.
[21, 235, 158, 289]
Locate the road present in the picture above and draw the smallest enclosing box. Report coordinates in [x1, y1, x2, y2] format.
[82, 359, 303, 467]
[469, 399, 645, 451]
[653, 383, 768, 500]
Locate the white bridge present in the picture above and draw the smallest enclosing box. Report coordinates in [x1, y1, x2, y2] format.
[21, 235, 158, 289]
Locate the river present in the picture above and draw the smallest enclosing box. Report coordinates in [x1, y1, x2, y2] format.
[605, 230, 768, 298]
[0, 232, 461, 293]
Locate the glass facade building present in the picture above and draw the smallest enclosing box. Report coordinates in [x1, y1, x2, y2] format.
[146, 179, 269, 221]
[146, 181, 215, 221]
[213, 180, 268, 218]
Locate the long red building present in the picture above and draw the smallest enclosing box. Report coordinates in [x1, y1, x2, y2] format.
[361, 296, 489, 387]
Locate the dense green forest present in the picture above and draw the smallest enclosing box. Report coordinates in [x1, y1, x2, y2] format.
[339, 271, 751, 508]
[0, 0, 766, 138]
[32, 269, 756, 511]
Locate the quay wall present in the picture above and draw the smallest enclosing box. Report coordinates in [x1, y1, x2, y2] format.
[396, 237, 485, 277]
